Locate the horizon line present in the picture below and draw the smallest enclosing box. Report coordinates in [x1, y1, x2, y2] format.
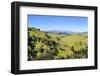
[28, 26, 87, 33]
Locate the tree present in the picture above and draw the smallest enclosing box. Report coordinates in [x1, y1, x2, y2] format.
[71, 46, 75, 52]
[37, 28, 40, 31]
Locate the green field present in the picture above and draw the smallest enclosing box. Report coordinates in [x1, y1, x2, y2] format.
[28, 27, 88, 61]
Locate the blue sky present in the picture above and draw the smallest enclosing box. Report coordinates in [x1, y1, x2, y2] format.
[28, 15, 88, 32]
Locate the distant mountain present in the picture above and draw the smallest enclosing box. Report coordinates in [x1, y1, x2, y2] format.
[75, 32, 88, 38]
[43, 30, 84, 35]
[78, 32, 88, 35]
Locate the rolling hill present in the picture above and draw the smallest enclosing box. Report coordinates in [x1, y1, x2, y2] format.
[28, 27, 88, 61]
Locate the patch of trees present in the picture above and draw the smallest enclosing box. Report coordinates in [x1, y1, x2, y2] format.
[68, 45, 88, 59]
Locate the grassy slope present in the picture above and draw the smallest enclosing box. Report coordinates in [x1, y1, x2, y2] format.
[28, 27, 88, 60]
[59, 34, 87, 57]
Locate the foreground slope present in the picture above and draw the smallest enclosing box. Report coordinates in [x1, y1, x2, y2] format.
[28, 27, 88, 61]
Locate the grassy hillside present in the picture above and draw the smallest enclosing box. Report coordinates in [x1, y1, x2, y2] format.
[28, 27, 88, 61]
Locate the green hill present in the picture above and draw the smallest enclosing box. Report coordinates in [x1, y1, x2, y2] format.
[28, 27, 88, 61]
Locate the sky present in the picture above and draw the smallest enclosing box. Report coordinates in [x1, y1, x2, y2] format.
[28, 15, 88, 32]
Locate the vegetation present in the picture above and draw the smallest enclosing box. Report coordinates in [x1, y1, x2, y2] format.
[28, 27, 88, 61]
